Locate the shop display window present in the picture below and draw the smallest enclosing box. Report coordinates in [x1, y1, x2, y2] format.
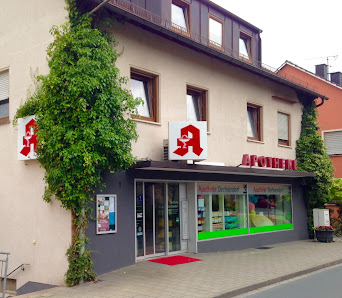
[197, 183, 248, 240]
[248, 184, 292, 233]
[197, 183, 292, 240]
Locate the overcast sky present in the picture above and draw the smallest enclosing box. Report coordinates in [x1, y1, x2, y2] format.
[211, 0, 342, 74]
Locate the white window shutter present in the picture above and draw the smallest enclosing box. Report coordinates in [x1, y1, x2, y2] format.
[324, 131, 342, 155]
[278, 112, 289, 140]
[0, 70, 9, 101]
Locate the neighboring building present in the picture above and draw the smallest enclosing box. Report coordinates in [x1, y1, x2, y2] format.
[1, 0, 327, 293]
[278, 61, 342, 178]
[0, 0, 71, 294]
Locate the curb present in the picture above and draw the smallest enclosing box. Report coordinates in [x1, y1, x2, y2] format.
[215, 258, 342, 297]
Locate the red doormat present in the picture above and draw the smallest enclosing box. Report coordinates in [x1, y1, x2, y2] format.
[149, 255, 202, 266]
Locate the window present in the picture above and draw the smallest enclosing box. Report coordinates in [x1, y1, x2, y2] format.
[248, 184, 292, 234]
[278, 112, 290, 146]
[187, 87, 207, 121]
[247, 104, 261, 141]
[239, 32, 251, 60]
[323, 130, 342, 155]
[0, 70, 9, 123]
[197, 183, 248, 239]
[130, 69, 158, 122]
[197, 183, 293, 240]
[209, 16, 224, 49]
[171, 0, 190, 34]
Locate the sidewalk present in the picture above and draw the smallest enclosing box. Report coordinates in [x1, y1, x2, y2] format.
[18, 239, 342, 298]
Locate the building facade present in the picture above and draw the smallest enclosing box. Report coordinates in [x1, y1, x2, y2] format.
[0, 0, 71, 293]
[86, 0, 322, 276]
[0, 0, 326, 293]
[278, 61, 342, 178]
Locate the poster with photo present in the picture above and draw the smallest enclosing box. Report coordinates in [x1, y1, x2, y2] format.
[96, 194, 117, 234]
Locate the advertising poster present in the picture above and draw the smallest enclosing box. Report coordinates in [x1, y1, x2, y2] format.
[96, 194, 117, 234]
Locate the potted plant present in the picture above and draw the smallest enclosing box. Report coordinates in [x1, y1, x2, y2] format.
[313, 226, 336, 243]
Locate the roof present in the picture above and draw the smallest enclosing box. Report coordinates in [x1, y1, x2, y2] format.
[278, 61, 342, 91]
[132, 160, 315, 178]
[204, 0, 262, 33]
[92, 0, 327, 101]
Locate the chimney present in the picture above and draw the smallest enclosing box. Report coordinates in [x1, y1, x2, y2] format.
[315, 64, 328, 80]
[330, 72, 342, 86]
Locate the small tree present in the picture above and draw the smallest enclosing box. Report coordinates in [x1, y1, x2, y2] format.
[328, 178, 342, 236]
[329, 178, 342, 203]
[15, 1, 140, 286]
[296, 99, 334, 237]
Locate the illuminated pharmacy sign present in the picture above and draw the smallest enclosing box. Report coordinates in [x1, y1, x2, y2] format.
[18, 115, 38, 160]
[169, 121, 207, 161]
[241, 154, 297, 170]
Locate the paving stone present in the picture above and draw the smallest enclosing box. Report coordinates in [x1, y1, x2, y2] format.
[17, 240, 342, 298]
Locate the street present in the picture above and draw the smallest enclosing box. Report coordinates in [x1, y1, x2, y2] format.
[241, 264, 342, 298]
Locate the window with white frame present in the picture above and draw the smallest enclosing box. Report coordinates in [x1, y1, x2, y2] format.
[0, 70, 9, 122]
[323, 130, 342, 155]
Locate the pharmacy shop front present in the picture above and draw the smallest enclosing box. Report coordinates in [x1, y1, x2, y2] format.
[89, 161, 313, 275]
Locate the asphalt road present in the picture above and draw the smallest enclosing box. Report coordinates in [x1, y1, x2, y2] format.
[240, 264, 342, 298]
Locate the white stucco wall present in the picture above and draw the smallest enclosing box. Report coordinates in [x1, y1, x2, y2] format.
[0, 2, 305, 289]
[0, 0, 71, 288]
[109, 22, 302, 165]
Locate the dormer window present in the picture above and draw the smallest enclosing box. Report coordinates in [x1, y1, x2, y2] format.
[209, 15, 224, 49]
[239, 32, 251, 60]
[171, 0, 190, 35]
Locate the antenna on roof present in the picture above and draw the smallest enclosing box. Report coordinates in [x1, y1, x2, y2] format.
[306, 55, 338, 69]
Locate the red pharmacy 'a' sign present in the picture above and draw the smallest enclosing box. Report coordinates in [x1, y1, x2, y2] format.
[18, 115, 38, 160]
[168, 121, 207, 161]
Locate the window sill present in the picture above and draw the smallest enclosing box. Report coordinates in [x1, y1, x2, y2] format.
[209, 43, 224, 52]
[278, 144, 292, 149]
[0, 118, 10, 125]
[171, 26, 190, 37]
[239, 55, 252, 64]
[247, 139, 264, 144]
[132, 118, 161, 126]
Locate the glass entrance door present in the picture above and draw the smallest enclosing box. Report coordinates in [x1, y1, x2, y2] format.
[168, 183, 181, 252]
[136, 182, 181, 258]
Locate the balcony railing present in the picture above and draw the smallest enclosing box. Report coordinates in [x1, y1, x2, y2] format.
[108, 0, 320, 94]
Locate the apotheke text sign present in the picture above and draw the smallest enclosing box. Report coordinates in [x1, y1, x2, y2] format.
[242, 154, 297, 170]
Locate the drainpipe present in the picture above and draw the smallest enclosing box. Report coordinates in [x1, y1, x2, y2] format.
[79, 207, 85, 285]
[88, 0, 110, 16]
[316, 97, 326, 108]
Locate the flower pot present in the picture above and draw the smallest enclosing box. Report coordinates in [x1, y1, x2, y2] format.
[315, 230, 334, 243]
